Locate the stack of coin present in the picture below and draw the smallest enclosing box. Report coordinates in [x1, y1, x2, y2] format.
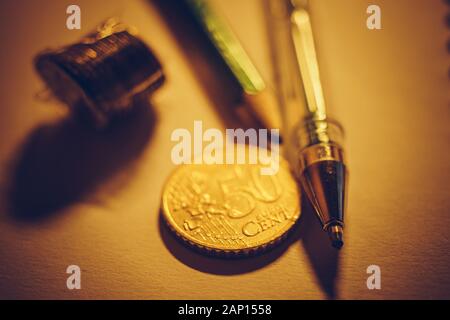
[34, 20, 165, 127]
[161, 145, 301, 256]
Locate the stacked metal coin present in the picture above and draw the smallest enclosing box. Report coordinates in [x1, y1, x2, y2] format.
[34, 24, 165, 127]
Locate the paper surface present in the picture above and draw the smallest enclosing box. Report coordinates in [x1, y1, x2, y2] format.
[0, 0, 449, 299]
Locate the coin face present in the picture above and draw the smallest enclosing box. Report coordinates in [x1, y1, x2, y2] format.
[161, 146, 301, 255]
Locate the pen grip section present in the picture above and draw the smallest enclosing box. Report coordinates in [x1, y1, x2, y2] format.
[294, 118, 344, 150]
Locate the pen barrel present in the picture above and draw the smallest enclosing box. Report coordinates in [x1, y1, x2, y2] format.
[267, 0, 348, 244]
[292, 118, 347, 230]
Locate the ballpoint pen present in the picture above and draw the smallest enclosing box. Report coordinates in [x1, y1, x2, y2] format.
[183, 0, 282, 131]
[268, 0, 348, 248]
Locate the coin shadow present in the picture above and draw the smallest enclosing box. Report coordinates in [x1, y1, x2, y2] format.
[298, 195, 341, 299]
[158, 210, 302, 275]
[6, 95, 156, 222]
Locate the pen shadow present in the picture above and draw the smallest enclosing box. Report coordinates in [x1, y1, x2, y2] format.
[152, 0, 263, 130]
[6, 95, 156, 223]
[298, 195, 341, 299]
[158, 209, 302, 275]
[445, 0, 450, 78]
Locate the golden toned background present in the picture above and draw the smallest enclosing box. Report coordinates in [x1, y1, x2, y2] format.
[0, 0, 449, 299]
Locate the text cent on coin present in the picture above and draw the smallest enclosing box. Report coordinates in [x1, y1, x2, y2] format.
[161, 148, 301, 256]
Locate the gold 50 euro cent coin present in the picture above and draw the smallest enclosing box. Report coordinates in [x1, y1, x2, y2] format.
[161, 145, 301, 256]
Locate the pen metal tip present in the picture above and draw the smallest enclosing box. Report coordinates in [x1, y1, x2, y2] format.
[328, 225, 344, 249]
